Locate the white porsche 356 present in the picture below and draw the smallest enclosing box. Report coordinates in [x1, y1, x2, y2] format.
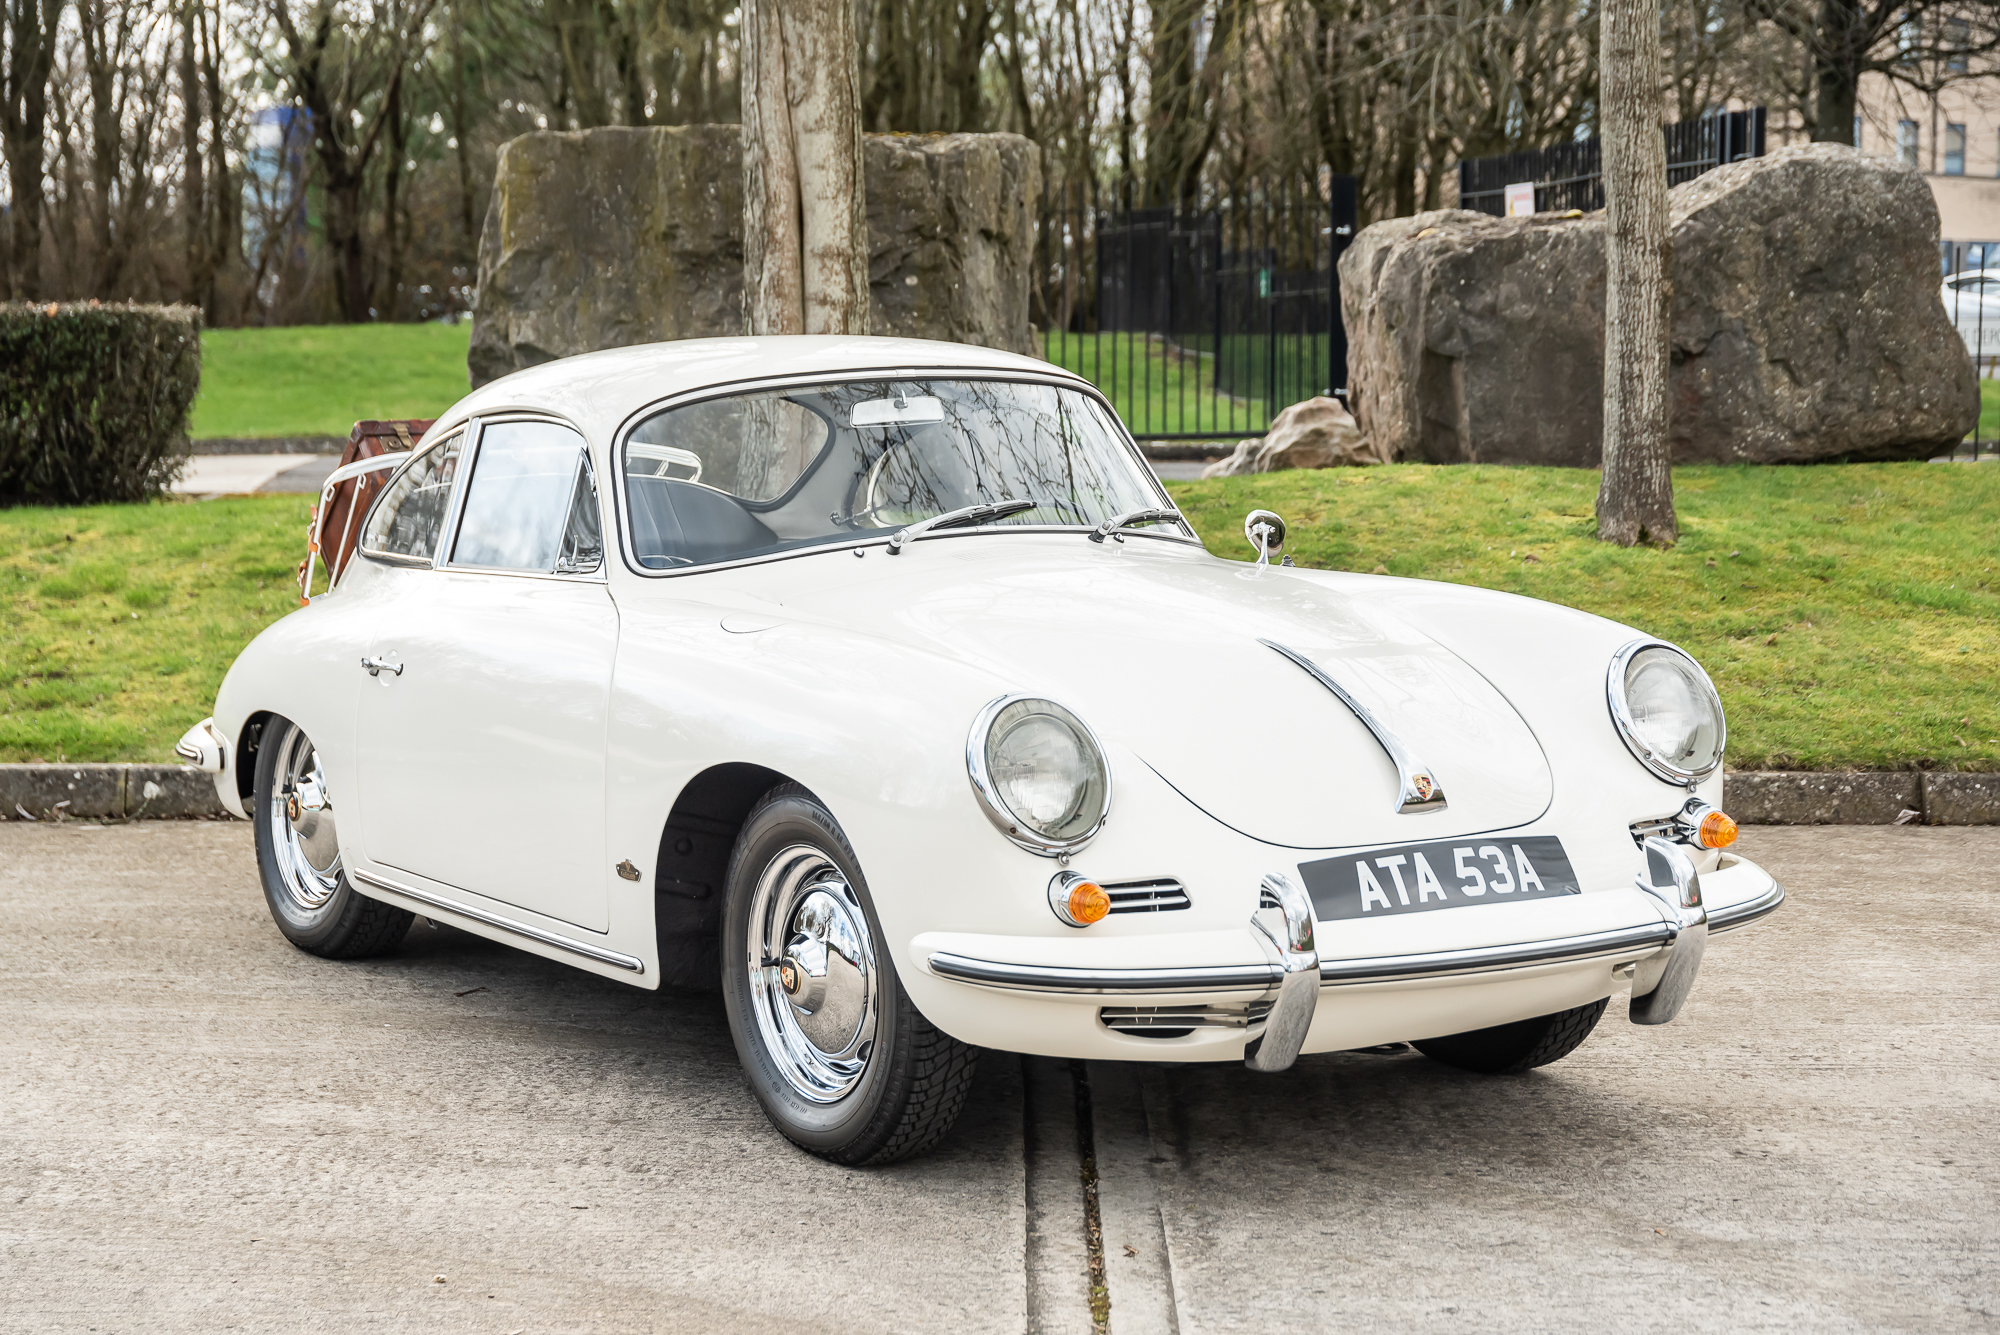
[178, 337, 1781, 1164]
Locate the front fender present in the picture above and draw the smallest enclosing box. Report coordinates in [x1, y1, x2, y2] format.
[211, 590, 367, 825]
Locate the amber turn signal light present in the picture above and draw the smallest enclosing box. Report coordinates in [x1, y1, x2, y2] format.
[1049, 872, 1111, 927]
[1697, 808, 1738, 849]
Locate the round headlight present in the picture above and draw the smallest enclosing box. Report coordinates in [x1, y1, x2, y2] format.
[1607, 640, 1726, 783]
[967, 696, 1110, 854]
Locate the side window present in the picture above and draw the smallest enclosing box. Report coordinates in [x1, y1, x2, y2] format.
[360, 432, 463, 563]
[450, 420, 602, 575]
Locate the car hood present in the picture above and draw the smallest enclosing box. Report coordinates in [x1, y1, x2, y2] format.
[746, 537, 1553, 849]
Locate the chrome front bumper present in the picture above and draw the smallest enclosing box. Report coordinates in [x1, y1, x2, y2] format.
[923, 869, 1784, 1067]
[926, 880, 1781, 994]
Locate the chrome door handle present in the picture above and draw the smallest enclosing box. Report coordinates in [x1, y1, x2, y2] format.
[360, 655, 403, 677]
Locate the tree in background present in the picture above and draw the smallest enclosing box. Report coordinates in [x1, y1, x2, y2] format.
[740, 0, 866, 338]
[1596, 0, 1676, 546]
[1745, 0, 2000, 144]
[1, 0, 62, 300]
[4, 0, 1998, 326]
[265, 0, 437, 322]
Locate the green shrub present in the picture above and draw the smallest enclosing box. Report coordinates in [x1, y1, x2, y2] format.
[0, 302, 201, 506]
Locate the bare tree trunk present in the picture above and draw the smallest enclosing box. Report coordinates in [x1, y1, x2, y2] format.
[80, 0, 117, 290]
[178, 0, 209, 309]
[1595, 0, 1676, 547]
[383, 71, 405, 319]
[269, 0, 434, 323]
[2, 0, 62, 300]
[1810, 0, 1863, 143]
[740, 0, 866, 337]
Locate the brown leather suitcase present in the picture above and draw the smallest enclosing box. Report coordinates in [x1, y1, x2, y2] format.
[298, 419, 433, 601]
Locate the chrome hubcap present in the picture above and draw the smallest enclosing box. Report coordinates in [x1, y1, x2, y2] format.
[749, 845, 879, 1103]
[268, 724, 341, 913]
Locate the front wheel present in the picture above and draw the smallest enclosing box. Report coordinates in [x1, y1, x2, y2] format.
[1412, 998, 1609, 1074]
[721, 784, 977, 1164]
[253, 715, 413, 959]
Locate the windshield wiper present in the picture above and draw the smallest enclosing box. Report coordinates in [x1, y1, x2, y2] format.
[887, 499, 1044, 554]
[1088, 506, 1185, 543]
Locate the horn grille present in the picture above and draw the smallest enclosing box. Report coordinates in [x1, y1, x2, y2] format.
[1099, 1000, 1273, 1039]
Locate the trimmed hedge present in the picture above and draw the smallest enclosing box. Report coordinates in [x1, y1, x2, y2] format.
[0, 302, 201, 506]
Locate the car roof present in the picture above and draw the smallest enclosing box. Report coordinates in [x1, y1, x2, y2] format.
[428, 335, 1091, 443]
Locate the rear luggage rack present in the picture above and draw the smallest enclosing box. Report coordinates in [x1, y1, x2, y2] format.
[1103, 878, 1191, 914]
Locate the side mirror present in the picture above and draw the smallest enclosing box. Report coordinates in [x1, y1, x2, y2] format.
[1244, 509, 1287, 567]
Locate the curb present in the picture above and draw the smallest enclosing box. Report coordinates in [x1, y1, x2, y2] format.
[0, 764, 230, 821]
[1726, 771, 1998, 825]
[2, 764, 1995, 826]
[1139, 443, 1230, 462]
[191, 436, 346, 456]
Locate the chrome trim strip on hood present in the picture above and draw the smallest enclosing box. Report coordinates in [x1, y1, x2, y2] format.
[351, 868, 645, 973]
[1261, 639, 1448, 814]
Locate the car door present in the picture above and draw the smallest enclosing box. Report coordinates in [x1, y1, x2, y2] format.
[356, 415, 619, 933]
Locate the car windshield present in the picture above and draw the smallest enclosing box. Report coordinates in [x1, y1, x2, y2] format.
[620, 378, 1168, 570]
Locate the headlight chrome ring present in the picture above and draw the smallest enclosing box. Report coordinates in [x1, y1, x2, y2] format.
[966, 693, 1112, 856]
[1607, 638, 1727, 785]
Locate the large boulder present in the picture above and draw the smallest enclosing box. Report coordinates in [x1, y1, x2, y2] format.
[470, 126, 1039, 387]
[1200, 396, 1387, 476]
[1341, 144, 1978, 464]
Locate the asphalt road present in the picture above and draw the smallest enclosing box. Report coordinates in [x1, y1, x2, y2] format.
[2, 823, 1994, 1333]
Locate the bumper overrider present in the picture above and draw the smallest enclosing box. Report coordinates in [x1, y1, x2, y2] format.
[922, 842, 1782, 1071]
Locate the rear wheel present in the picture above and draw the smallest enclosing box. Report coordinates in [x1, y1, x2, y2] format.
[1412, 998, 1609, 1074]
[721, 784, 977, 1165]
[253, 716, 412, 959]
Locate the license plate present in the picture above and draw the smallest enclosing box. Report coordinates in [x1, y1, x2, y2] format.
[1297, 835, 1580, 922]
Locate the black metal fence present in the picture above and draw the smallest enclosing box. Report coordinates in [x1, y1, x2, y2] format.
[1458, 108, 1767, 217]
[1035, 176, 1358, 441]
[1940, 263, 1998, 461]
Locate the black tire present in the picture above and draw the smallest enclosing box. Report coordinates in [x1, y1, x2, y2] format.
[1412, 998, 1609, 1074]
[721, 783, 978, 1165]
[253, 715, 412, 959]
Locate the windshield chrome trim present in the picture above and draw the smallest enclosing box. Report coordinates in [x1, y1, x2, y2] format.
[622, 524, 1204, 579]
[608, 367, 1173, 580]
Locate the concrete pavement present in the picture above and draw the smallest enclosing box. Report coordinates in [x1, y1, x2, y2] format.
[1086, 826, 2000, 1332]
[2, 823, 1994, 1332]
[172, 454, 340, 496]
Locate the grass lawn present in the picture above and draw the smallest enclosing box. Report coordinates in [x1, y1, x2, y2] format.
[1976, 379, 2000, 445]
[1, 496, 313, 762]
[191, 322, 473, 440]
[1167, 463, 2000, 772]
[1042, 330, 1267, 439]
[3, 463, 1996, 768]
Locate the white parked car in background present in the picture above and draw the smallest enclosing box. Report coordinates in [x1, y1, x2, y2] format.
[1941, 268, 2000, 357]
[177, 337, 1782, 1164]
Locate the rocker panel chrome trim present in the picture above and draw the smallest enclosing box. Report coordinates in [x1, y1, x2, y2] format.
[351, 868, 645, 973]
